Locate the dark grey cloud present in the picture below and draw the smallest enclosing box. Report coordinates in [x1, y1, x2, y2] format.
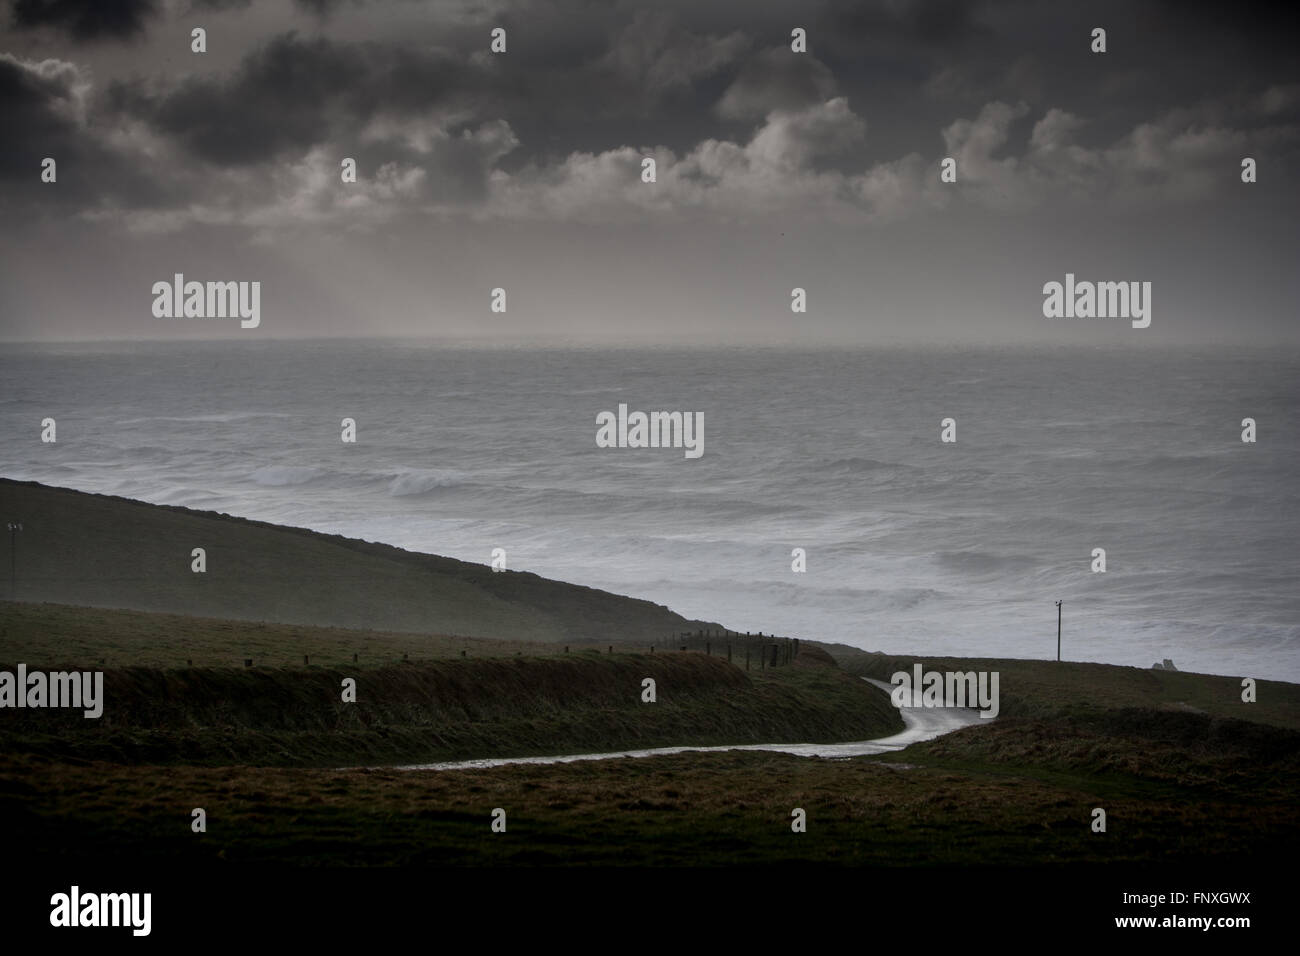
[1147, 0, 1300, 57]
[9, 0, 157, 41]
[715, 47, 836, 120]
[4, 0, 1295, 233]
[128, 33, 377, 165]
[108, 12, 753, 171]
[0, 53, 80, 177]
[0, 53, 170, 215]
[1, 0, 1297, 347]
[111, 31, 510, 173]
[0, 40, 241, 233]
[820, 0, 994, 54]
[292, 0, 364, 17]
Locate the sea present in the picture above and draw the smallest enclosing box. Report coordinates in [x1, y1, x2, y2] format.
[2, 339, 1297, 682]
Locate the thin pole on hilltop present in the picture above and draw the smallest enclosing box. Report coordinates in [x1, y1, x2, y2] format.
[1056, 600, 1063, 662]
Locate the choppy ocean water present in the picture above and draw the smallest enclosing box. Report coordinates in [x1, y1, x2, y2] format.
[2, 340, 1297, 681]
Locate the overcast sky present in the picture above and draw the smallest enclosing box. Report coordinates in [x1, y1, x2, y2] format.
[1, 0, 1296, 345]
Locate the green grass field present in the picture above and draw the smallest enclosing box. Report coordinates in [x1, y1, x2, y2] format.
[0, 602, 900, 768]
[2, 601, 1295, 867]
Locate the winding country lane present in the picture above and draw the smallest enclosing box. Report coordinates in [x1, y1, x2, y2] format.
[392, 676, 988, 771]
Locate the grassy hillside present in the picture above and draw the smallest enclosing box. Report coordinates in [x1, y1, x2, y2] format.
[0, 600, 576, 667]
[1, 607, 1293, 866]
[0, 600, 786, 668]
[0, 478, 719, 644]
[823, 646, 1300, 731]
[789, 646, 1300, 867]
[0, 605, 902, 766]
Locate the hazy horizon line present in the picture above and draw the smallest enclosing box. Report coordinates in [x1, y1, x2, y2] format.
[4, 334, 1299, 352]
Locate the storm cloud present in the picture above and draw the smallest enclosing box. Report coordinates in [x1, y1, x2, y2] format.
[1, 0, 1296, 344]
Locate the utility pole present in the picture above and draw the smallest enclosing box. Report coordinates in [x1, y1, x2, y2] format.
[1056, 600, 1063, 662]
[6, 522, 21, 601]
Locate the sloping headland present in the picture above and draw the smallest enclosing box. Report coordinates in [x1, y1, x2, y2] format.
[0, 477, 720, 644]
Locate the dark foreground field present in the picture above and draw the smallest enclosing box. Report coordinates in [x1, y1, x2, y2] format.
[2, 602, 1296, 869]
[7, 733, 1296, 868]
